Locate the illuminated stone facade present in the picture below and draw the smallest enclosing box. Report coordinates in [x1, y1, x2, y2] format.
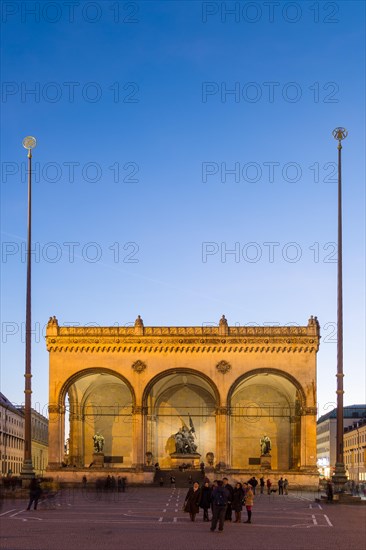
[46, 315, 320, 487]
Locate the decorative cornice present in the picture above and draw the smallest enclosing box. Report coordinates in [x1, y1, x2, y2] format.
[46, 324, 320, 354]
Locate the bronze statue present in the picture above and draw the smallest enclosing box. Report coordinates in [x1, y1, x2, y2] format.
[260, 435, 271, 455]
[173, 416, 198, 454]
[93, 432, 104, 453]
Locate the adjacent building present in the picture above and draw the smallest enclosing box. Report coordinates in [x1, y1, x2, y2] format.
[0, 393, 24, 476]
[0, 392, 49, 477]
[344, 418, 366, 483]
[317, 404, 366, 479]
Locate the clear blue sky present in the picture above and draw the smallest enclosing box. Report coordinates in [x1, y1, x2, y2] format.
[1, 1, 365, 418]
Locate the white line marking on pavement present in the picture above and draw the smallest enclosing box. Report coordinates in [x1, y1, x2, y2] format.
[311, 515, 317, 525]
[163, 509, 166, 512]
[173, 517, 177, 522]
[0, 509, 17, 516]
[158, 517, 163, 522]
[10, 510, 27, 518]
[324, 514, 333, 527]
[318, 504, 323, 510]
[309, 504, 312, 509]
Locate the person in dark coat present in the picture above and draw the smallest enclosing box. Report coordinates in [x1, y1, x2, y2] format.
[199, 479, 212, 521]
[184, 482, 201, 521]
[223, 477, 233, 521]
[326, 479, 333, 502]
[232, 482, 245, 523]
[248, 476, 258, 494]
[278, 477, 284, 495]
[27, 478, 42, 510]
[210, 480, 230, 532]
[259, 476, 265, 494]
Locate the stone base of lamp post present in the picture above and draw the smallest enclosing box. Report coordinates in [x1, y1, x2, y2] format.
[333, 462, 347, 492]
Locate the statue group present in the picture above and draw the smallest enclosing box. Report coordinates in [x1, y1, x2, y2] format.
[260, 434, 271, 455]
[93, 433, 105, 453]
[173, 419, 198, 455]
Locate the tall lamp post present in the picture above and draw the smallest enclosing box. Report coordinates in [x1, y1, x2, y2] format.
[20, 136, 37, 480]
[332, 127, 348, 490]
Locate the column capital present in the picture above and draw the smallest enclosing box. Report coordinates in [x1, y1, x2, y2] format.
[216, 406, 230, 416]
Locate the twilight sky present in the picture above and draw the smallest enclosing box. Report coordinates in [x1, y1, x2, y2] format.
[1, 0, 365, 418]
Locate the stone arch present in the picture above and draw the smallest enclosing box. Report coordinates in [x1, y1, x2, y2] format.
[142, 368, 220, 468]
[228, 368, 306, 470]
[142, 368, 221, 407]
[58, 367, 136, 407]
[61, 368, 136, 468]
[227, 368, 306, 407]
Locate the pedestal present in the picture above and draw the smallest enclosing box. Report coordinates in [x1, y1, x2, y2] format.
[91, 452, 104, 468]
[332, 462, 348, 492]
[170, 453, 201, 469]
[260, 454, 272, 470]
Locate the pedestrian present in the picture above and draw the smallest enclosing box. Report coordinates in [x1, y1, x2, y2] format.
[266, 478, 272, 495]
[210, 479, 230, 532]
[188, 474, 193, 485]
[82, 475, 87, 489]
[232, 482, 245, 523]
[243, 483, 254, 523]
[27, 478, 42, 511]
[170, 474, 176, 488]
[248, 476, 258, 494]
[159, 476, 164, 487]
[223, 477, 233, 521]
[278, 477, 284, 495]
[283, 478, 289, 495]
[199, 479, 212, 521]
[326, 479, 333, 502]
[184, 481, 201, 521]
[260, 476, 265, 494]
[105, 475, 112, 491]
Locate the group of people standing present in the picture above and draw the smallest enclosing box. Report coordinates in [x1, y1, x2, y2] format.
[183, 477, 254, 532]
[258, 476, 289, 495]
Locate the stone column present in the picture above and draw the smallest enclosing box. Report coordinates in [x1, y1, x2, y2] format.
[290, 415, 301, 469]
[47, 404, 64, 469]
[69, 412, 83, 467]
[300, 408, 317, 469]
[215, 407, 229, 467]
[132, 406, 145, 470]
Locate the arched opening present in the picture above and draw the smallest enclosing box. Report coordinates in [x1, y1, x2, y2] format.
[229, 370, 305, 470]
[143, 369, 219, 468]
[61, 369, 134, 468]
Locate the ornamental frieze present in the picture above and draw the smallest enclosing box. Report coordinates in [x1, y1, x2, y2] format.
[47, 320, 319, 353]
[46, 341, 318, 354]
[52, 323, 318, 339]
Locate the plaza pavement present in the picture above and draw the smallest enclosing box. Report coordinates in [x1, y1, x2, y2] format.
[1, 487, 365, 550]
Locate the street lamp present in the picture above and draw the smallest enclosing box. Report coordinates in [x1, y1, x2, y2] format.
[20, 136, 37, 480]
[332, 127, 348, 491]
